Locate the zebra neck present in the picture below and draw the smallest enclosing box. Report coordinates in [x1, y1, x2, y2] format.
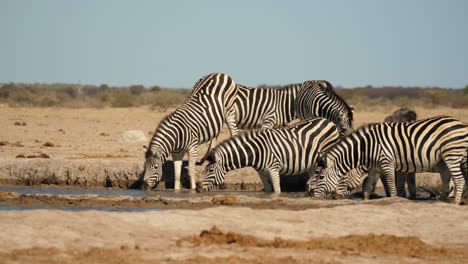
[149, 132, 179, 161]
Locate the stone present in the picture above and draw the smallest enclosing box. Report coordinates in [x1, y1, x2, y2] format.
[121, 130, 147, 142]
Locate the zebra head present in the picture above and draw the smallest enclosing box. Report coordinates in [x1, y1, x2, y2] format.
[337, 108, 354, 137]
[196, 153, 226, 192]
[313, 155, 341, 197]
[142, 147, 164, 190]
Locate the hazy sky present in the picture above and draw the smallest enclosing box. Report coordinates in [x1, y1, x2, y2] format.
[1, 0, 467, 88]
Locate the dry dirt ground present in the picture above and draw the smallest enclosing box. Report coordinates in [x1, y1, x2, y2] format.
[1, 106, 468, 263]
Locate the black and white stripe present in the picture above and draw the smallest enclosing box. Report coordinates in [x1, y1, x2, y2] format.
[234, 83, 302, 129]
[296, 80, 354, 137]
[142, 73, 238, 190]
[196, 117, 340, 193]
[314, 116, 468, 204]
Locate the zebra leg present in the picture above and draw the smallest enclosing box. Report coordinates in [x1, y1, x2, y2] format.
[395, 172, 407, 198]
[267, 168, 281, 193]
[437, 161, 452, 200]
[444, 160, 466, 205]
[187, 146, 198, 190]
[380, 162, 397, 197]
[225, 107, 239, 136]
[259, 170, 273, 193]
[172, 152, 185, 190]
[363, 171, 379, 200]
[406, 172, 417, 199]
[462, 157, 468, 199]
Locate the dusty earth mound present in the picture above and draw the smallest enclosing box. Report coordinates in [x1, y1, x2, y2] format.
[181, 225, 447, 258]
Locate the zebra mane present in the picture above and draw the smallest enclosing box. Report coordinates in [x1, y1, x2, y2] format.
[253, 83, 302, 91]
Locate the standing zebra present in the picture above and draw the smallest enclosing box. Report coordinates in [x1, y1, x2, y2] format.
[142, 73, 238, 190]
[196, 117, 340, 193]
[296, 80, 354, 137]
[313, 116, 468, 205]
[335, 108, 419, 199]
[234, 83, 302, 129]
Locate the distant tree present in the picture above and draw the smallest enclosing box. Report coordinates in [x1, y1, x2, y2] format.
[464, 85, 468, 95]
[150, 85, 161, 92]
[99, 84, 110, 92]
[130, 85, 145, 95]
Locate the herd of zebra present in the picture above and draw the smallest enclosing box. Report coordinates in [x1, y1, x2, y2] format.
[142, 72, 468, 205]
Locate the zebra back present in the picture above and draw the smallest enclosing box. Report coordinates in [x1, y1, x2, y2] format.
[234, 83, 302, 129]
[296, 80, 354, 136]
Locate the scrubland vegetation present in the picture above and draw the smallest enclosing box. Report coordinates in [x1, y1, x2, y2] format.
[0, 82, 467, 109]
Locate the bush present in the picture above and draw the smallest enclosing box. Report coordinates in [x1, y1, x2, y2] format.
[145, 90, 187, 111]
[150, 85, 161, 92]
[394, 96, 411, 108]
[112, 91, 135, 107]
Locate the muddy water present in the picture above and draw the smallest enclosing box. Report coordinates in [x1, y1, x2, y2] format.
[0, 185, 324, 211]
[0, 185, 309, 199]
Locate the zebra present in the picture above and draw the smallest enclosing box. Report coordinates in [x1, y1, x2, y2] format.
[195, 83, 303, 165]
[142, 73, 239, 190]
[335, 108, 419, 199]
[295, 80, 354, 137]
[313, 116, 468, 205]
[234, 83, 302, 129]
[197, 80, 349, 165]
[196, 117, 340, 193]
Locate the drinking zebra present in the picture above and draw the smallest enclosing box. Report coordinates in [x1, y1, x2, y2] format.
[335, 108, 418, 199]
[295, 80, 354, 137]
[234, 83, 302, 129]
[313, 116, 468, 204]
[142, 73, 239, 190]
[196, 117, 340, 193]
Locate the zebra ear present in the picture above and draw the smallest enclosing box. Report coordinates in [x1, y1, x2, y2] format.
[152, 148, 163, 159]
[350, 106, 355, 113]
[142, 145, 148, 153]
[319, 80, 333, 90]
[206, 152, 215, 163]
[317, 153, 327, 167]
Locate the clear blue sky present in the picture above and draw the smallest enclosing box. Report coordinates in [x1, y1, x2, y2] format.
[1, 0, 467, 88]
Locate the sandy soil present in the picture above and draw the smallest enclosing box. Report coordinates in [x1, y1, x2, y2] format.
[0, 199, 467, 263]
[1, 106, 468, 263]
